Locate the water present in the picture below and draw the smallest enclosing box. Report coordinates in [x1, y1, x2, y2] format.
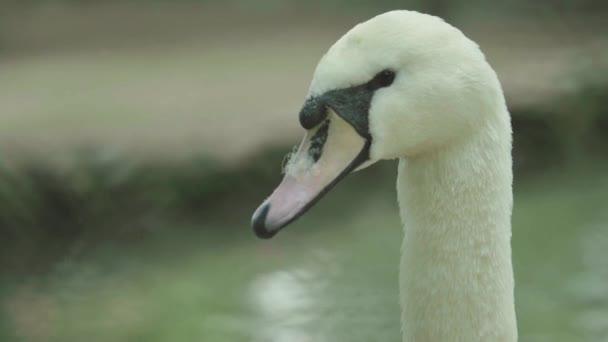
[1, 165, 608, 341]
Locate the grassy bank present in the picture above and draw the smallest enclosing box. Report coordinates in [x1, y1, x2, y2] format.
[0, 148, 289, 274]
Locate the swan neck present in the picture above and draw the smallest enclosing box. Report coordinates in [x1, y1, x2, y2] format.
[397, 119, 517, 341]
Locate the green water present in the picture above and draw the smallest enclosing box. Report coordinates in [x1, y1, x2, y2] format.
[2, 165, 608, 342]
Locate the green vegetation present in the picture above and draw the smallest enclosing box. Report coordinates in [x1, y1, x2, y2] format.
[0, 149, 287, 274]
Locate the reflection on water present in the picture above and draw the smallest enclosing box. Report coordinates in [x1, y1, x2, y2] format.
[571, 218, 608, 341]
[249, 250, 336, 342]
[247, 237, 402, 342]
[250, 269, 318, 342]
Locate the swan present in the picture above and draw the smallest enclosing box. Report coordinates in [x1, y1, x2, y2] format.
[251, 10, 517, 341]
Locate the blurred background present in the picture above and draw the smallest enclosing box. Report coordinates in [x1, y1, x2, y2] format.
[0, 0, 607, 341]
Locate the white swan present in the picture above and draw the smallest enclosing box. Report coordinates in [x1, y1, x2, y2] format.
[252, 10, 517, 341]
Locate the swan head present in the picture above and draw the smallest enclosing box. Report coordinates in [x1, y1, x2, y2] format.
[252, 10, 503, 238]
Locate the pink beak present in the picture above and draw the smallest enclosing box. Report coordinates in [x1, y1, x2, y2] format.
[252, 112, 370, 238]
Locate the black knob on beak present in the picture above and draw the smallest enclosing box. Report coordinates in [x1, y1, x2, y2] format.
[299, 97, 327, 129]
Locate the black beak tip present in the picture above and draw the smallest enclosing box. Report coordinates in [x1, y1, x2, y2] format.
[252, 203, 278, 239]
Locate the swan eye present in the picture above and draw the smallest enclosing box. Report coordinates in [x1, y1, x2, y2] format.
[369, 69, 396, 89]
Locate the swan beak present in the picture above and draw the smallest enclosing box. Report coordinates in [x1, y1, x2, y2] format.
[252, 111, 370, 239]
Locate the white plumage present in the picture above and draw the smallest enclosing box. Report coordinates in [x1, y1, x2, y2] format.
[255, 10, 517, 341]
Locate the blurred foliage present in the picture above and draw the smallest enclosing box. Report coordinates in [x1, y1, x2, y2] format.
[511, 65, 608, 171]
[0, 148, 287, 274]
[553, 67, 608, 160]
